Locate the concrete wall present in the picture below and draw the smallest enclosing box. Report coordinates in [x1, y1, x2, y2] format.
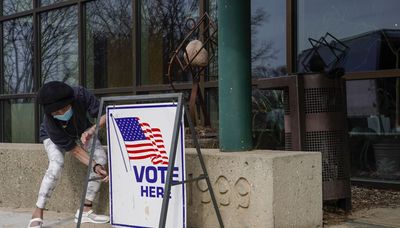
[0, 143, 109, 214]
[0, 143, 322, 228]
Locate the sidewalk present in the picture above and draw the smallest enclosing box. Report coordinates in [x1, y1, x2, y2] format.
[2, 207, 400, 228]
[0, 208, 111, 228]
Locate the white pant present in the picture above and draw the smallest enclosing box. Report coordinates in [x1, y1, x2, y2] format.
[36, 138, 107, 209]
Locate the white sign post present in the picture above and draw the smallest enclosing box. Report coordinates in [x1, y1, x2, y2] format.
[106, 103, 186, 228]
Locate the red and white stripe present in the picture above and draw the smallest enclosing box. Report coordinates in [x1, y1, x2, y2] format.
[125, 120, 169, 165]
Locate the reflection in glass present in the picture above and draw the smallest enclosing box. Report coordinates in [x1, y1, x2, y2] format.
[3, 17, 34, 94]
[252, 89, 284, 149]
[85, 0, 133, 89]
[209, 0, 217, 22]
[40, 7, 78, 85]
[206, 88, 219, 129]
[40, 0, 67, 6]
[251, 0, 286, 78]
[3, 0, 32, 15]
[347, 78, 400, 180]
[140, 0, 199, 85]
[207, 1, 218, 81]
[1, 99, 35, 143]
[297, 0, 400, 73]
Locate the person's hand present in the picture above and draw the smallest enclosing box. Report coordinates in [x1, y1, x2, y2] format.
[94, 164, 109, 182]
[81, 126, 95, 149]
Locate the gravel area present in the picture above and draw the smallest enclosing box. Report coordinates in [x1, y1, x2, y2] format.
[323, 186, 400, 225]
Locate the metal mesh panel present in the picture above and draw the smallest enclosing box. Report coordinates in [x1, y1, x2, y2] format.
[283, 90, 290, 115]
[305, 131, 346, 182]
[304, 88, 344, 113]
[285, 133, 292, 150]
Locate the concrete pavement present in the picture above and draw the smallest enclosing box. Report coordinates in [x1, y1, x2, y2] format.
[2, 207, 400, 228]
[0, 207, 111, 228]
[348, 207, 400, 228]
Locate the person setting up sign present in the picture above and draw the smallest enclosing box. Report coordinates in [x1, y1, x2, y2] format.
[28, 81, 109, 228]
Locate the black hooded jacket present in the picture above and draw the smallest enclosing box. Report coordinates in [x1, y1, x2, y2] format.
[39, 86, 101, 151]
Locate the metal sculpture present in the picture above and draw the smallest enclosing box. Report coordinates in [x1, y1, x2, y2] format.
[167, 13, 218, 126]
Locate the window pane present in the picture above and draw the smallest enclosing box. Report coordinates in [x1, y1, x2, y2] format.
[140, 0, 199, 85]
[40, 0, 67, 7]
[206, 88, 219, 129]
[297, 0, 400, 73]
[85, 0, 134, 89]
[252, 89, 285, 149]
[251, 0, 286, 78]
[3, 17, 34, 94]
[1, 99, 35, 143]
[3, 0, 32, 15]
[347, 78, 400, 180]
[40, 6, 78, 85]
[208, 1, 218, 81]
[209, 0, 217, 21]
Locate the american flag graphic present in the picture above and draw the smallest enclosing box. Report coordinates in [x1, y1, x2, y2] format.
[114, 117, 169, 165]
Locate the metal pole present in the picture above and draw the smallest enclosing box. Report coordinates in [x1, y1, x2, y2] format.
[184, 105, 224, 228]
[158, 94, 183, 228]
[218, 0, 252, 151]
[76, 99, 104, 228]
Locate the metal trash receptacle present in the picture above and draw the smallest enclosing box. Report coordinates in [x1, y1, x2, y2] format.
[285, 73, 351, 208]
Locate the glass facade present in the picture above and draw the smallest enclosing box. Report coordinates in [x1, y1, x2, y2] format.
[252, 89, 285, 149]
[40, 0, 67, 6]
[249, 0, 286, 149]
[297, 0, 400, 73]
[40, 6, 78, 85]
[3, 0, 32, 15]
[85, 0, 134, 89]
[348, 78, 400, 180]
[251, 0, 286, 78]
[3, 17, 34, 94]
[140, 0, 199, 85]
[0, 0, 289, 149]
[1, 99, 35, 143]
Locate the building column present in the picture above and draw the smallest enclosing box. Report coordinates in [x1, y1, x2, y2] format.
[218, 0, 252, 151]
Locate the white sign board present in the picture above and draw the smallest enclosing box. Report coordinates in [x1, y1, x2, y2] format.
[106, 103, 186, 228]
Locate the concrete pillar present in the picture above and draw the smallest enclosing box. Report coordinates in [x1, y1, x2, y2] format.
[218, 0, 252, 151]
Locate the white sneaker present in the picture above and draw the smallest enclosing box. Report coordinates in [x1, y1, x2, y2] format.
[27, 218, 43, 228]
[74, 209, 110, 224]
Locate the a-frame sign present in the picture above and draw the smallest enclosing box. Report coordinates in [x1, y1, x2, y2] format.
[76, 93, 223, 228]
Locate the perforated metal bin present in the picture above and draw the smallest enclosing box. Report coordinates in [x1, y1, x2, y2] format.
[284, 73, 351, 208]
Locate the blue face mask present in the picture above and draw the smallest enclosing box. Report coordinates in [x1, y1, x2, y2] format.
[53, 107, 73, 121]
